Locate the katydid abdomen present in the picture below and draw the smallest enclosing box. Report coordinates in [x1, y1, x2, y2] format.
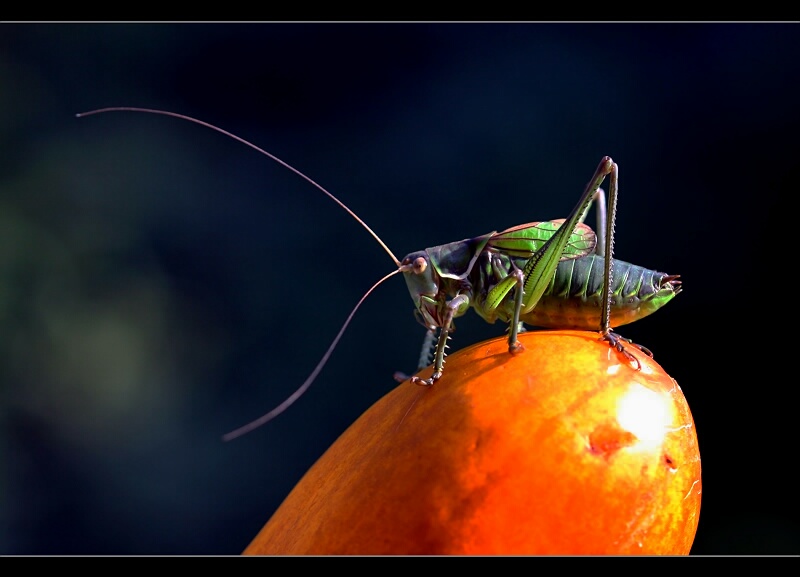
[521, 255, 681, 330]
[468, 252, 680, 331]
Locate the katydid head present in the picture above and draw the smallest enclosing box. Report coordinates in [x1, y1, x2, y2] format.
[399, 233, 496, 330]
[399, 251, 441, 329]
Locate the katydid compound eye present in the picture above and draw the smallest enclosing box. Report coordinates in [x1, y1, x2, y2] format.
[413, 257, 427, 274]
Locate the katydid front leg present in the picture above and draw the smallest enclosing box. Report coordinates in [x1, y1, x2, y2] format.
[410, 293, 470, 387]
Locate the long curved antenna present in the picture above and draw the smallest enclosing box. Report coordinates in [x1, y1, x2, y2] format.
[76, 107, 402, 267]
[78, 106, 411, 439]
[222, 268, 403, 441]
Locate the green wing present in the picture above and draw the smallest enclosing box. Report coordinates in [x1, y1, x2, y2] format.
[486, 157, 614, 316]
[487, 219, 597, 261]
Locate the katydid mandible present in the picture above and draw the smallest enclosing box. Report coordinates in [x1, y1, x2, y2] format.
[76, 108, 682, 441]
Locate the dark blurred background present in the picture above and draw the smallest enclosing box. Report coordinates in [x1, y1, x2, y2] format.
[2, 23, 797, 555]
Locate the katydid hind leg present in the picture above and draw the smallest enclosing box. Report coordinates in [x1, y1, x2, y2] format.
[577, 187, 607, 256]
[596, 161, 652, 368]
[599, 161, 618, 337]
[511, 188, 606, 343]
[505, 156, 615, 353]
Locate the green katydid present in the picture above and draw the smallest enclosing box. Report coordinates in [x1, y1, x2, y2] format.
[76, 108, 681, 441]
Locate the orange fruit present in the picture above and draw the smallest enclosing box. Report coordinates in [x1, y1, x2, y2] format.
[244, 330, 701, 555]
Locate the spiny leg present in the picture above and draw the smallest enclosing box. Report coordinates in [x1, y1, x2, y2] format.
[410, 294, 469, 387]
[595, 161, 650, 368]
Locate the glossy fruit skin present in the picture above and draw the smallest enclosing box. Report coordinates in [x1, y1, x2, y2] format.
[244, 330, 701, 555]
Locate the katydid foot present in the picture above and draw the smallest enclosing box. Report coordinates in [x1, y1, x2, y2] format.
[601, 331, 653, 370]
[393, 370, 443, 386]
[410, 372, 442, 387]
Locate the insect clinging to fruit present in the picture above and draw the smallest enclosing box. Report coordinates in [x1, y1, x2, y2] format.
[76, 107, 681, 441]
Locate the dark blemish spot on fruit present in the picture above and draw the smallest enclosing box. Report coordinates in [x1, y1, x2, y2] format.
[589, 421, 638, 458]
